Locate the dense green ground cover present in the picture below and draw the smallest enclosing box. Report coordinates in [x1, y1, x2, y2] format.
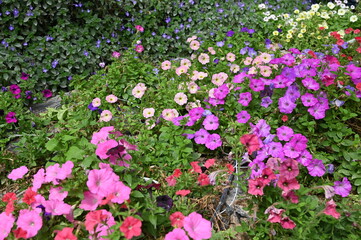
[1, 1, 361, 239]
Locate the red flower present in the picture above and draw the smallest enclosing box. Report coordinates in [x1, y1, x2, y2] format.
[356, 47, 361, 54]
[13, 228, 27, 239]
[2, 192, 17, 203]
[347, 56, 353, 61]
[190, 161, 202, 174]
[54, 227, 77, 240]
[5, 201, 15, 215]
[356, 83, 361, 91]
[308, 50, 317, 59]
[240, 134, 260, 155]
[354, 29, 360, 34]
[260, 168, 276, 185]
[198, 174, 210, 186]
[355, 36, 361, 43]
[248, 178, 265, 196]
[226, 163, 235, 174]
[319, 27, 325, 30]
[204, 158, 216, 169]
[22, 188, 37, 205]
[173, 169, 182, 178]
[280, 217, 296, 229]
[277, 177, 300, 192]
[120, 216, 142, 239]
[281, 115, 288, 122]
[176, 190, 191, 197]
[85, 210, 107, 232]
[169, 212, 185, 228]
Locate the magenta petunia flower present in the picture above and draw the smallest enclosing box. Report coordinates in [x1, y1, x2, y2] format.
[95, 139, 118, 159]
[194, 129, 210, 145]
[42, 89, 52, 98]
[0, 212, 15, 240]
[43, 199, 72, 216]
[236, 110, 251, 123]
[280, 158, 299, 179]
[249, 78, 265, 92]
[307, 159, 326, 177]
[278, 96, 297, 114]
[213, 84, 229, 99]
[301, 93, 318, 107]
[289, 134, 308, 152]
[302, 77, 320, 91]
[21, 72, 30, 80]
[111, 181, 131, 204]
[203, 115, 219, 130]
[276, 126, 294, 141]
[283, 142, 301, 158]
[5, 112, 17, 123]
[254, 119, 271, 138]
[205, 133, 222, 150]
[9, 84, 21, 94]
[183, 212, 212, 240]
[7, 166, 28, 180]
[334, 177, 352, 197]
[308, 103, 326, 119]
[238, 92, 252, 106]
[87, 169, 115, 197]
[267, 141, 284, 158]
[189, 107, 204, 121]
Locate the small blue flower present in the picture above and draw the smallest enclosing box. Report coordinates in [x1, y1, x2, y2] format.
[52, 60, 58, 68]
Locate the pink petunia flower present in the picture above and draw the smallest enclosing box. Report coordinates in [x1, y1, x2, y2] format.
[87, 169, 115, 198]
[43, 199, 72, 216]
[169, 212, 185, 228]
[183, 212, 212, 240]
[162, 60, 172, 70]
[100, 110, 113, 122]
[16, 209, 43, 238]
[7, 166, 28, 180]
[5, 112, 18, 123]
[248, 178, 265, 196]
[106, 94, 118, 103]
[92, 98, 101, 107]
[95, 139, 118, 159]
[323, 199, 341, 219]
[111, 181, 131, 204]
[54, 227, 77, 240]
[165, 228, 189, 240]
[143, 108, 155, 118]
[135, 25, 144, 32]
[0, 212, 15, 240]
[176, 190, 191, 197]
[280, 216, 296, 229]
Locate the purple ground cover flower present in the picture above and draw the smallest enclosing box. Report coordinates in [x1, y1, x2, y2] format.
[307, 159, 326, 177]
[236, 110, 250, 123]
[334, 177, 351, 197]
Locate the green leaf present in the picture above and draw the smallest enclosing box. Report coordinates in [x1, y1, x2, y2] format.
[131, 190, 144, 198]
[65, 146, 85, 160]
[45, 138, 59, 151]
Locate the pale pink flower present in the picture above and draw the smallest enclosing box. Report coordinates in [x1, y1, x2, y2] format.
[190, 40, 200, 50]
[244, 57, 253, 65]
[211, 73, 227, 86]
[92, 98, 101, 107]
[226, 52, 236, 62]
[112, 51, 121, 58]
[79, 191, 101, 211]
[185, 101, 201, 111]
[252, 56, 263, 65]
[111, 181, 131, 204]
[8, 166, 28, 180]
[208, 47, 216, 55]
[176, 66, 188, 76]
[95, 139, 118, 159]
[16, 209, 43, 238]
[174, 92, 188, 105]
[188, 82, 199, 94]
[106, 94, 118, 103]
[87, 169, 115, 197]
[162, 109, 179, 121]
[0, 212, 15, 240]
[230, 64, 240, 73]
[165, 228, 189, 240]
[45, 163, 62, 185]
[143, 108, 155, 118]
[32, 168, 45, 191]
[162, 60, 172, 70]
[100, 110, 112, 122]
[259, 66, 272, 77]
[183, 212, 212, 240]
[197, 71, 208, 80]
[248, 67, 257, 74]
[181, 59, 192, 68]
[191, 70, 199, 81]
[198, 53, 210, 65]
[132, 85, 146, 98]
[186, 36, 197, 42]
[260, 53, 272, 63]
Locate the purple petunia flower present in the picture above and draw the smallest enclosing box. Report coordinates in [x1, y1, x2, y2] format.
[307, 159, 326, 177]
[261, 97, 272, 108]
[189, 107, 204, 121]
[20, 72, 30, 80]
[238, 92, 252, 106]
[9, 84, 21, 95]
[334, 177, 352, 197]
[203, 115, 219, 130]
[194, 129, 210, 144]
[236, 110, 250, 124]
[226, 30, 235, 37]
[301, 93, 318, 107]
[278, 96, 296, 114]
[205, 133, 222, 150]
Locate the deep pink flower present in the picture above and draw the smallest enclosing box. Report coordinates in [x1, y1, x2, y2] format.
[240, 134, 260, 155]
[9, 84, 21, 94]
[260, 168, 277, 185]
[135, 44, 144, 53]
[5, 112, 17, 123]
[282, 190, 299, 203]
[183, 212, 212, 240]
[323, 199, 341, 219]
[236, 110, 251, 123]
[89, 210, 115, 239]
[54, 227, 77, 240]
[166, 175, 177, 186]
[7, 166, 28, 180]
[111, 181, 131, 204]
[135, 25, 144, 32]
[95, 139, 118, 159]
[165, 228, 189, 240]
[21, 72, 30, 80]
[280, 158, 299, 179]
[112, 51, 121, 58]
[176, 190, 191, 197]
[265, 206, 285, 223]
[238, 92, 252, 106]
[49, 187, 68, 201]
[42, 89, 52, 98]
[190, 161, 202, 174]
[248, 178, 265, 195]
[203, 115, 219, 130]
[280, 217, 296, 229]
[277, 177, 300, 192]
[87, 169, 115, 197]
[198, 173, 210, 186]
